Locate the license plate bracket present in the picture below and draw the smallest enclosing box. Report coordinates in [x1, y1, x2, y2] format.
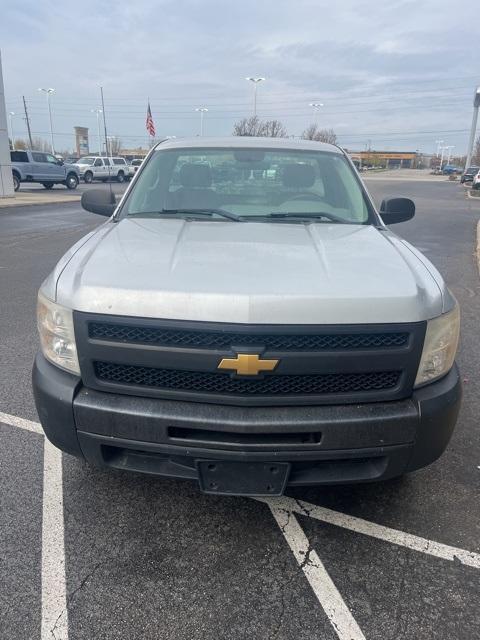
[197, 460, 290, 496]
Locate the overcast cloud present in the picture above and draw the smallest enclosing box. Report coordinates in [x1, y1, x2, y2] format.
[1, 0, 478, 154]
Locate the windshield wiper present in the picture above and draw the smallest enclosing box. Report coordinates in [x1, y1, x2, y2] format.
[162, 208, 241, 221]
[128, 208, 242, 221]
[248, 212, 351, 224]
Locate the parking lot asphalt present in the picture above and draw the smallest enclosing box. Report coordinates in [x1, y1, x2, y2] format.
[0, 178, 479, 639]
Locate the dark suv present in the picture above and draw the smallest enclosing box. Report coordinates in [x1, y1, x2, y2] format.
[460, 166, 480, 184]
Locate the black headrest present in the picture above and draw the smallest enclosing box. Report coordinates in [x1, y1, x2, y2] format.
[282, 164, 315, 188]
[180, 163, 212, 187]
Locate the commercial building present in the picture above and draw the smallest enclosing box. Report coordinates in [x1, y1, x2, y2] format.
[347, 150, 420, 169]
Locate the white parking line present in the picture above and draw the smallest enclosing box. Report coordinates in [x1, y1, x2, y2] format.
[259, 496, 480, 569]
[0, 411, 68, 639]
[270, 505, 366, 640]
[41, 437, 69, 639]
[0, 410, 43, 435]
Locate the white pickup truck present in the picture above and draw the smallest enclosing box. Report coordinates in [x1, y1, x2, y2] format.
[73, 156, 129, 183]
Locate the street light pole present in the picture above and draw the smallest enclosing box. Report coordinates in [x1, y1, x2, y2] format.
[446, 146, 455, 165]
[91, 108, 103, 154]
[245, 77, 265, 117]
[8, 112, 15, 149]
[38, 88, 55, 154]
[435, 139, 444, 158]
[195, 108, 208, 136]
[465, 87, 480, 170]
[439, 146, 446, 169]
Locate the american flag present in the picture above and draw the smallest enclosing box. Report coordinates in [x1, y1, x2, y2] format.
[146, 102, 156, 137]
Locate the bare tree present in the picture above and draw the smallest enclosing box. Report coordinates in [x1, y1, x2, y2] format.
[301, 124, 337, 145]
[233, 116, 288, 138]
[14, 139, 27, 149]
[233, 116, 264, 137]
[31, 136, 52, 152]
[261, 120, 288, 138]
[108, 137, 123, 155]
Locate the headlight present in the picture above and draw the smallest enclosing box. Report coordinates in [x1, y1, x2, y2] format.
[37, 291, 80, 375]
[415, 304, 460, 387]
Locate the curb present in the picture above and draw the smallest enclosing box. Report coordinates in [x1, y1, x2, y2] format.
[0, 194, 81, 209]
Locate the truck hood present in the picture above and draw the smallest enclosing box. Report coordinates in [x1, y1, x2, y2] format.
[55, 218, 444, 324]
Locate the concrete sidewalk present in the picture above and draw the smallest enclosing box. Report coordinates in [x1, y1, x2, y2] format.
[0, 191, 81, 208]
[364, 168, 456, 182]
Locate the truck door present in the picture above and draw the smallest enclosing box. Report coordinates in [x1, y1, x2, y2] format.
[31, 152, 51, 181]
[45, 153, 64, 180]
[93, 157, 104, 179]
[103, 158, 111, 179]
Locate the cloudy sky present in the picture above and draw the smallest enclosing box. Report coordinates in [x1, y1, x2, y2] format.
[1, 0, 478, 155]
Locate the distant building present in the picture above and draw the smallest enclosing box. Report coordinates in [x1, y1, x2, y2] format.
[347, 150, 420, 169]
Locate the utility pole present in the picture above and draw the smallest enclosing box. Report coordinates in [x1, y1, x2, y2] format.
[435, 139, 444, 158]
[465, 87, 480, 170]
[22, 95, 33, 148]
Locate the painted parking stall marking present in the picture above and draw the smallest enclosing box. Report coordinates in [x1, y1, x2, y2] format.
[0, 412, 68, 640]
[1, 410, 480, 640]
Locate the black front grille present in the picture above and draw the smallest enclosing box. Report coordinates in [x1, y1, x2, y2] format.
[94, 361, 401, 397]
[89, 322, 409, 351]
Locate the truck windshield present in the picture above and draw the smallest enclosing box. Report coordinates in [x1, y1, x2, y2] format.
[122, 147, 372, 224]
[77, 157, 95, 165]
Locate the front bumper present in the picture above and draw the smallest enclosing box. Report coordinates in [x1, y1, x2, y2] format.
[32, 353, 462, 493]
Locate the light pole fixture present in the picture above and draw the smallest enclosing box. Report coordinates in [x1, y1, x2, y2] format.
[38, 87, 55, 154]
[309, 102, 324, 127]
[465, 87, 480, 169]
[91, 108, 103, 154]
[8, 111, 16, 149]
[195, 108, 208, 136]
[435, 139, 444, 158]
[245, 77, 265, 116]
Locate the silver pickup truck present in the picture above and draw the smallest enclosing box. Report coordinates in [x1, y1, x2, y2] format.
[10, 150, 80, 191]
[32, 137, 461, 496]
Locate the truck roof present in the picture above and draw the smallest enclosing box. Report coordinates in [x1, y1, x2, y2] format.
[154, 136, 343, 154]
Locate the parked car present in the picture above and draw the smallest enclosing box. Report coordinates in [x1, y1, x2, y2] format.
[442, 165, 459, 175]
[472, 170, 480, 190]
[73, 156, 129, 183]
[33, 137, 461, 496]
[460, 166, 480, 184]
[128, 158, 143, 178]
[10, 150, 80, 192]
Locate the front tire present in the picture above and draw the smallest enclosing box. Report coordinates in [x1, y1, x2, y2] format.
[12, 173, 20, 192]
[42, 182, 54, 190]
[66, 173, 79, 190]
[84, 171, 93, 184]
[116, 171, 125, 183]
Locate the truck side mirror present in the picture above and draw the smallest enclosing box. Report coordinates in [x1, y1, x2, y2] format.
[81, 189, 116, 216]
[380, 197, 415, 224]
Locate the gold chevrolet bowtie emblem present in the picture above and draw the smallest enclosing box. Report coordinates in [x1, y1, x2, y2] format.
[218, 353, 279, 376]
